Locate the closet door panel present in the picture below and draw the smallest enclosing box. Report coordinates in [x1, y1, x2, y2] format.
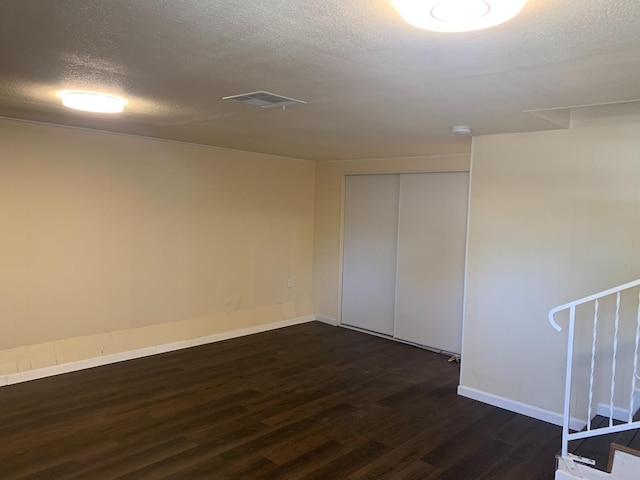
[394, 172, 469, 353]
[341, 174, 399, 335]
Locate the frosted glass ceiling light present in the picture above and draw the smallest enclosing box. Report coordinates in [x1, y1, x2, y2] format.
[58, 91, 127, 113]
[391, 0, 527, 32]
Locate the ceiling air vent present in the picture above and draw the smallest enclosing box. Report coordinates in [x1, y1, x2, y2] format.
[222, 91, 306, 109]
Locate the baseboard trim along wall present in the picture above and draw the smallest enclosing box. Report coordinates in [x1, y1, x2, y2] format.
[596, 388, 640, 423]
[315, 316, 339, 326]
[458, 385, 586, 431]
[0, 315, 316, 388]
[596, 403, 632, 423]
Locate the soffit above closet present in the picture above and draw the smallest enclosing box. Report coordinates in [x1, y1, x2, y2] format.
[1, 0, 640, 161]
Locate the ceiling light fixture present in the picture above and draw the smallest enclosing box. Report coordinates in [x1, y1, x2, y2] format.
[391, 0, 527, 32]
[58, 90, 128, 113]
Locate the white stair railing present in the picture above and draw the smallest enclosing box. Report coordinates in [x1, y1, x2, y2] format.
[549, 278, 640, 460]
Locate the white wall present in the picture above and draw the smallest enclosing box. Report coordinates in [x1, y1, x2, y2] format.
[460, 103, 640, 420]
[0, 119, 315, 375]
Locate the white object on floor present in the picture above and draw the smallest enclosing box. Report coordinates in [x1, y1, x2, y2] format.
[611, 450, 640, 480]
[555, 456, 609, 480]
[556, 450, 640, 480]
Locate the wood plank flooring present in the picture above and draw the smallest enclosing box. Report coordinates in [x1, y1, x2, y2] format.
[0, 322, 561, 479]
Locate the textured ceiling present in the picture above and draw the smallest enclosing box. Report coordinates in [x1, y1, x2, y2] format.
[1, 0, 640, 160]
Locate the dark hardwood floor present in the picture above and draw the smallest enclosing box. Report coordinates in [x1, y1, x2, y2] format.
[0, 322, 561, 479]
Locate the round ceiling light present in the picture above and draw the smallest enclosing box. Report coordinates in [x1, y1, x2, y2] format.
[391, 0, 527, 32]
[57, 90, 128, 113]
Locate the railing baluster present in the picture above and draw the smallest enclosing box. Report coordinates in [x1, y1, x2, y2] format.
[630, 289, 640, 423]
[561, 305, 576, 458]
[549, 278, 640, 461]
[610, 292, 621, 427]
[588, 299, 599, 430]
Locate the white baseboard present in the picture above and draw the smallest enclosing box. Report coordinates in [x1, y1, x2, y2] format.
[458, 386, 640, 433]
[596, 389, 640, 422]
[596, 403, 631, 423]
[458, 385, 586, 431]
[1, 315, 316, 388]
[315, 315, 339, 326]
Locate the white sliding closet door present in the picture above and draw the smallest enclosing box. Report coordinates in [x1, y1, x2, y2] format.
[394, 172, 469, 354]
[341, 174, 399, 336]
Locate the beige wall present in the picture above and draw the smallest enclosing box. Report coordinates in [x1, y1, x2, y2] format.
[0, 119, 315, 374]
[461, 104, 640, 416]
[312, 155, 470, 321]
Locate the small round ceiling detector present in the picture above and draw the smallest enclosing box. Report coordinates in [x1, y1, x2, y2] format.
[450, 125, 472, 135]
[391, 0, 527, 32]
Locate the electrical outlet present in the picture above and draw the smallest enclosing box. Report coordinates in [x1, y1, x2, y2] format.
[287, 278, 293, 288]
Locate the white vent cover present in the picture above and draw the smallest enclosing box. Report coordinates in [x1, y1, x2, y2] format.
[222, 91, 306, 109]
